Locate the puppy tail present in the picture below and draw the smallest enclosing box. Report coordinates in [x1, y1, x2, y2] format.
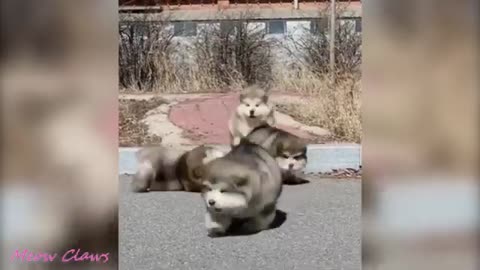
[130, 162, 155, 192]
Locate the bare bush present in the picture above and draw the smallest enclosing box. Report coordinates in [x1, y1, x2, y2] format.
[193, 15, 275, 88]
[119, 12, 276, 92]
[275, 70, 361, 142]
[283, 8, 361, 75]
[119, 15, 177, 91]
[275, 3, 362, 142]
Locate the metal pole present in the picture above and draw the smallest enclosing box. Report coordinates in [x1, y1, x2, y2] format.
[329, 0, 336, 76]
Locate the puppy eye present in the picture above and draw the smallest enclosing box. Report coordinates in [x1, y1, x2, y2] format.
[294, 155, 305, 160]
[219, 189, 225, 193]
[282, 154, 289, 159]
[255, 104, 260, 107]
[245, 103, 250, 107]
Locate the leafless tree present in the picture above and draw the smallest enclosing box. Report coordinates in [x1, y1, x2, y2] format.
[193, 12, 275, 88]
[119, 14, 176, 91]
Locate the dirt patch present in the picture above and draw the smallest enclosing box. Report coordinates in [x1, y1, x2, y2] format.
[119, 98, 166, 146]
[306, 167, 362, 179]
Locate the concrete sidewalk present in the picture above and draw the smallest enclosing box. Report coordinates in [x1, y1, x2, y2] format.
[119, 144, 361, 175]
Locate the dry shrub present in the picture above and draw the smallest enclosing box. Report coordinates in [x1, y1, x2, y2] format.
[283, 18, 361, 74]
[119, 17, 177, 91]
[275, 4, 362, 142]
[275, 70, 361, 143]
[119, 15, 225, 93]
[193, 15, 275, 87]
[119, 12, 275, 93]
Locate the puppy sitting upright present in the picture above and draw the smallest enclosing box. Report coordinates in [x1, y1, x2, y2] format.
[131, 145, 225, 193]
[228, 85, 276, 146]
[199, 140, 283, 237]
[245, 124, 308, 185]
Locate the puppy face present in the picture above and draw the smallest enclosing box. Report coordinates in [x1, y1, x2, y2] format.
[237, 97, 272, 120]
[200, 161, 252, 215]
[237, 87, 272, 120]
[275, 138, 308, 173]
[275, 151, 307, 173]
[201, 181, 248, 215]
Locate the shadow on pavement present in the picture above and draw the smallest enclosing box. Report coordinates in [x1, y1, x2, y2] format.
[221, 210, 288, 237]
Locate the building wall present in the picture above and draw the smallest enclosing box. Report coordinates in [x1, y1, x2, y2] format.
[120, 16, 360, 70]
[165, 17, 361, 38]
[119, 0, 362, 14]
[120, 0, 362, 71]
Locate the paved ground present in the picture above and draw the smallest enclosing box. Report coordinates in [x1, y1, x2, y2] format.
[120, 175, 361, 270]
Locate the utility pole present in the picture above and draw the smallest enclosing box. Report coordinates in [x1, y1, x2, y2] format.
[330, 0, 336, 79]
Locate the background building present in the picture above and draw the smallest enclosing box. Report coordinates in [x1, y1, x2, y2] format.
[119, 0, 362, 37]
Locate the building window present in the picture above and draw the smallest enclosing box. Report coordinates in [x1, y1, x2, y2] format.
[220, 21, 240, 35]
[267, 20, 286, 35]
[173, 22, 197, 37]
[310, 18, 328, 34]
[355, 18, 362, 33]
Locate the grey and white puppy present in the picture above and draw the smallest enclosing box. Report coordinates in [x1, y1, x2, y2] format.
[199, 141, 283, 236]
[228, 85, 276, 146]
[131, 145, 226, 193]
[244, 124, 308, 185]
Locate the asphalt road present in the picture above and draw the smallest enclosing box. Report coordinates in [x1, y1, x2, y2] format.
[120, 175, 361, 270]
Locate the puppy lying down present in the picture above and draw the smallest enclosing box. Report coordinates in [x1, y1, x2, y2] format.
[131, 145, 227, 192]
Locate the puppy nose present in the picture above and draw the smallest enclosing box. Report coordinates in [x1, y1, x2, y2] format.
[208, 199, 215, 206]
[249, 110, 254, 115]
[289, 163, 294, 169]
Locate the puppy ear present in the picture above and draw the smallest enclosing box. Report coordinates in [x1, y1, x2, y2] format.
[197, 145, 208, 157]
[234, 176, 249, 188]
[261, 94, 269, 103]
[192, 165, 205, 179]
[274, 141, 284, 157]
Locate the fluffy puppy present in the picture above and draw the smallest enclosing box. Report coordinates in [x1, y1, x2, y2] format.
[245, 124, 309, 185]
[199, 141, 283, 236]
[228, 85, 276, 146]
[131, 145, 225, 192]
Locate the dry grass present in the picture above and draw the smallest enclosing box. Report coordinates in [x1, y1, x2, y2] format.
[274, 70, 361, 143]
[119, 12, 274, 94]
[119, 98, 165, 146]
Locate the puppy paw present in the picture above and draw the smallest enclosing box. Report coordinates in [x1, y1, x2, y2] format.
[282, 173, 309, 185]
[205, 213, 231, 237]
[207, 227, 226, 237]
